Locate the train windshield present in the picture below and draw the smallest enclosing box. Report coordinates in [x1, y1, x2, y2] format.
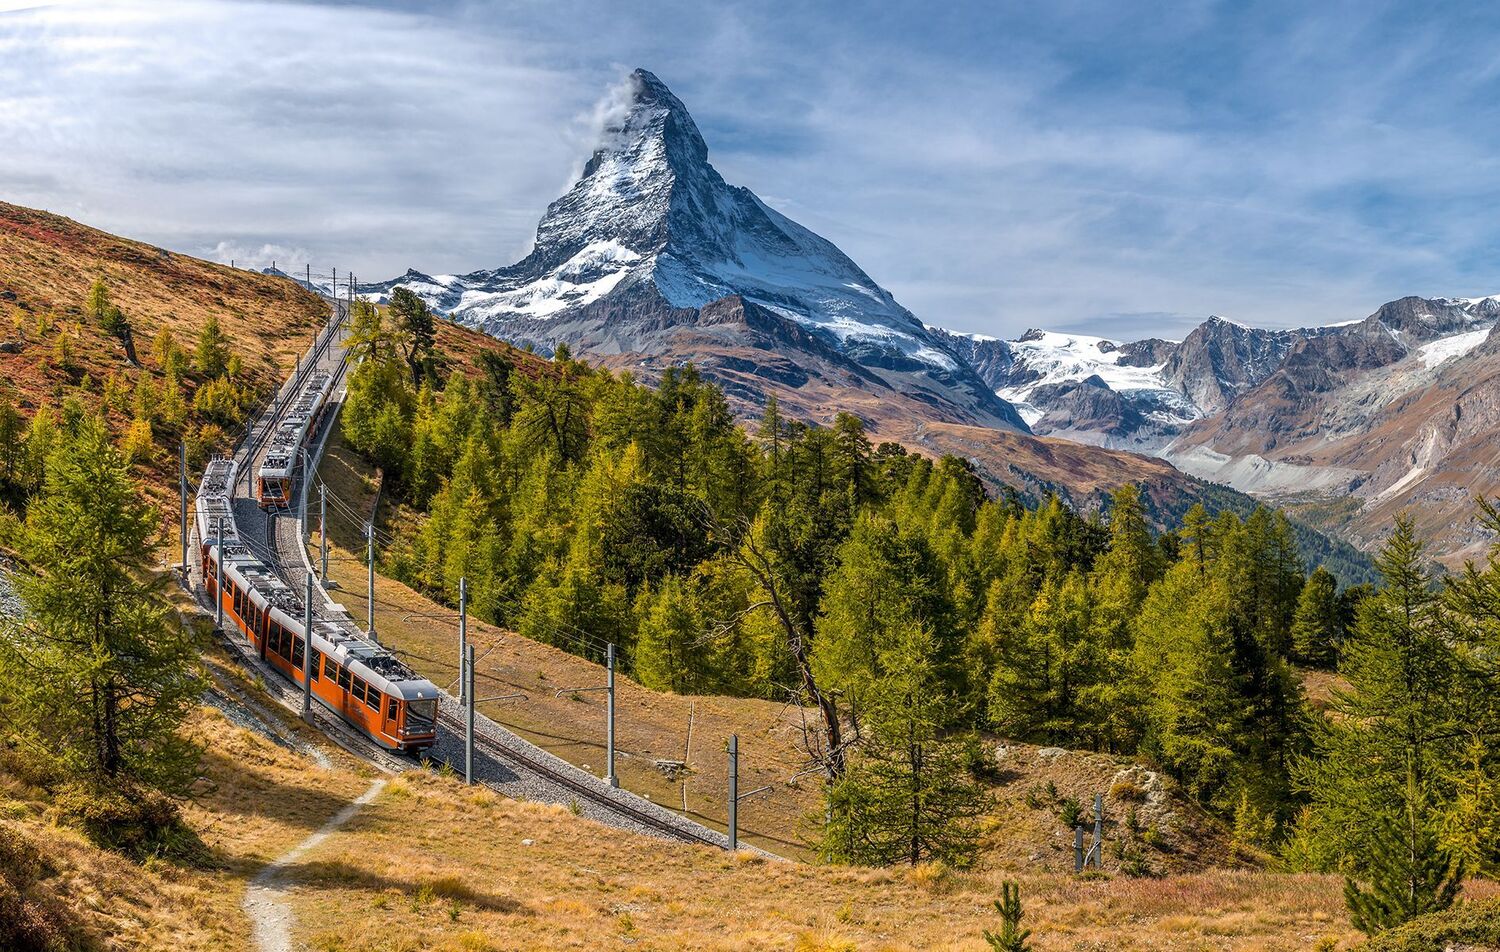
[406, 699, 437, 734]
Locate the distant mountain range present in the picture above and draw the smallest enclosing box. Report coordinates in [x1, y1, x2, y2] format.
[361, 68, 1498, 568]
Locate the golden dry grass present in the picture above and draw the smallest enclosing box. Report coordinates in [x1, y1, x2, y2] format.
[283, 765, 1392, 952]
[10, 634, 1498, 951]
[0, 642, 376, 951]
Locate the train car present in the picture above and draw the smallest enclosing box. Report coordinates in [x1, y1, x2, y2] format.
[197, 460, 438, 752]
[257, 369, 334, 509]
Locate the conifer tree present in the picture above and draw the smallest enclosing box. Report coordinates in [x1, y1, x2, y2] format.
[820, 619, 987, 867]
[1299, 518, 1466, 931]
[1344, 788, 1463, 934]
[18, 407, 57, 495]
[1292, 566, 1341, 668]
[633, 576, 708, 693]
[193, 313, 230, 378]
[388, 287, 436, 384]
[0, 392, 22, 494]
[0, 416, 200, 788]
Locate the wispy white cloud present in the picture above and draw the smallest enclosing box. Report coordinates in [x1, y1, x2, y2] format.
[2, 0, 1499, 338]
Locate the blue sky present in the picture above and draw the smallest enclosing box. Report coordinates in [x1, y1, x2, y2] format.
[2, 0, 1499, 338]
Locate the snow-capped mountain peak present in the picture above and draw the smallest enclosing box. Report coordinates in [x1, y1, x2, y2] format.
[365, 68, 1029, 432]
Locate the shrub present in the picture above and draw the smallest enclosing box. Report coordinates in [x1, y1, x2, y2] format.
[1354, 898, 1500, 951]
[122, 417, 155, 465]
[906, 860, 953, 894]
[1058, 797, 1083, 829]
[1109, 778, 1147, 803]
[54, 781, 205, 864]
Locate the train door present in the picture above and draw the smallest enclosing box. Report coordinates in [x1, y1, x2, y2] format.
[384, 695, 401, 739]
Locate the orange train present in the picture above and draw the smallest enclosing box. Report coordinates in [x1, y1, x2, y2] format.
[198, 462, 438, 751]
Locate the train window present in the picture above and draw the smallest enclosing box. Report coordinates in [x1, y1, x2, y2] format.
[386, 698, 399, 721]
[364, 687, 381, 712]
[406, 699, 437, 733]
[337, 667, 351, 691]
[310, 652, 322, 680]
[351, 678, 365, 703]
[291, 637, 305, 668]
[232, 583, 243, 616]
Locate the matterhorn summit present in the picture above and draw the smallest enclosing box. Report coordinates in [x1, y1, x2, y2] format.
[366, 68, 1028, 432]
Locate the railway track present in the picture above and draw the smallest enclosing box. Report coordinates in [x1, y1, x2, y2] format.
[433, 708, 727, 849]
[200, 295, 736, 851]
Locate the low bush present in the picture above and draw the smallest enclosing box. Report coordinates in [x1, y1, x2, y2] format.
[54, 781, 206, 864]
[1355, 899, 1500, 952]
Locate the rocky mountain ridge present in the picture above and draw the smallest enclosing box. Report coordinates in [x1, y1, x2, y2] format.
[938, 296, 1499, 561]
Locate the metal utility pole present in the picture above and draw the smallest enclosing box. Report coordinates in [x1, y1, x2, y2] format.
[302, 571, 314, 720]
[1090, 793, 1104, 868]
[299, 448, 310, 546]
[464, 642, 476, 785]
[306, 263, 311, 291]
[457, 577, 468, 702]
[214, 516, 224, 630]
[606, 643, 618, 787]
[728, 734, 739, 851]
[319, 483, 328, 581]
[179, 442, 188, 575]
[332, 266, 337, 303]
[550, 667, 613, 784]
[366, 522, 377, 642]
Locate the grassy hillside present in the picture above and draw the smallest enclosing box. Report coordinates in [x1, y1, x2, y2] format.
[0, 643, 1409, 952]
[0, 201, 327, 534]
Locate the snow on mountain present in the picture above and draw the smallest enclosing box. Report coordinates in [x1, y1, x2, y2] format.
[989, 329, 1198, 428]
[1416, 326, 1494, 369]
[372, 68, 970, 382]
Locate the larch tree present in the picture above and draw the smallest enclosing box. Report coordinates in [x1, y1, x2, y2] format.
[1299, 518, 1465, 933]
[0, 416, 201, 790]
[1292, 565, 1342, 668]
[388, 286, 436, 384]
[193, 313, 231, 379]
[820, 618, 987, 868]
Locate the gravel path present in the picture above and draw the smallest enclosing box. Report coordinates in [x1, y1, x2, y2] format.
[244, 778, 386, 952]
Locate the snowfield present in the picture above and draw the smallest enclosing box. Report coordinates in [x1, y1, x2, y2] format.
[1416, 326, 1493, 369]
[991, 330, 1200, 427]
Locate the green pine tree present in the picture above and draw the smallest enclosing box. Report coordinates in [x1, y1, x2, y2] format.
[193, 313, 231, 378]
[1298, 517, 1466, 932]
[632, 576, 708, 694]
[982, 881, 1032, 951]
[820, 618, 987, 867]
[1344, 785, 1463, 935]
[0, 415, 201, 789]
[389, 286, 436, 384]
[1291, 565, 1341, 668]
